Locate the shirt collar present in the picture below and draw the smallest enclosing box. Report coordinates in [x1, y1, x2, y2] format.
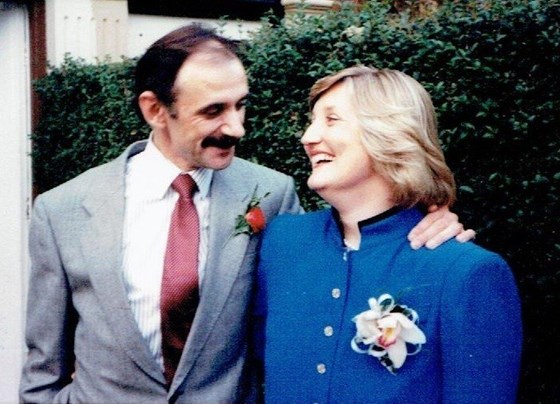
[127, 137, 213, 201]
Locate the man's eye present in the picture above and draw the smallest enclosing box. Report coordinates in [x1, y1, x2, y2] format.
[236, 99, 247, 110]
[203, 105, 224, 117]
[326, 115, 340, 123]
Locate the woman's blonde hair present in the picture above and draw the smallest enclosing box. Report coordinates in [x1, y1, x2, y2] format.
[309, 65, 456, 208]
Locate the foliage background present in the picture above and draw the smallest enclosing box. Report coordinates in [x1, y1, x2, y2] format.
[31, 0, 559, 402]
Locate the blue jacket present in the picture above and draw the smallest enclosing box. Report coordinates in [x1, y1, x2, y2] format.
[254, 207, 522, 403]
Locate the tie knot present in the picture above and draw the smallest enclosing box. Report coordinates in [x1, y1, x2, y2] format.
[171, 174, 197, 199]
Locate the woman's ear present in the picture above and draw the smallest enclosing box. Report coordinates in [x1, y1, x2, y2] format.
[138, 91, 168, 128]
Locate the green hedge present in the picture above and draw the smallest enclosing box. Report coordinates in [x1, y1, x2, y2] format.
[31, 1, 559, 402]
[31, 56, 148, 192]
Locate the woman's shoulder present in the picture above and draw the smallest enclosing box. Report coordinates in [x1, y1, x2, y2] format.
[418, 240, 514, 290]
[411, 234, 502, 265]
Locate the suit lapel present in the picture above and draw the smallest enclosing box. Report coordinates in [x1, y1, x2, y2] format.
[171, 159, 255, 389]
[80, 141, 165, 384]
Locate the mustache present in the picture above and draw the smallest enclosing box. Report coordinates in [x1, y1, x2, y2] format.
[201, 135, 240, 149]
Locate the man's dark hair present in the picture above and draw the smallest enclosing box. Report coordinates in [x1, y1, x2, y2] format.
[134, 24, 239, 121]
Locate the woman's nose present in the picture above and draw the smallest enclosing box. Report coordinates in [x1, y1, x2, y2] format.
[301, 122, 321, 145]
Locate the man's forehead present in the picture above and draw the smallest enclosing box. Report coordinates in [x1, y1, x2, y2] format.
[173, 56, 248, 108]
[187, 42, 242, 66]
[179, 52, 245, 79]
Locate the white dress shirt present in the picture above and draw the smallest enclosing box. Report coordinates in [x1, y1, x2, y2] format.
[122, 139, 213, 369]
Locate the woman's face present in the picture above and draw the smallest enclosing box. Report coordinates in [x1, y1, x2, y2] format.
[301, 82, 377, 198]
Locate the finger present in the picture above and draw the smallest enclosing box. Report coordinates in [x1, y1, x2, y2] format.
[410, 217, 455, 249]
[427, 204, 440, 213]
[407, 208, 447, 240]
[455, 228, 476, 243]
[425, 222, 465, 250]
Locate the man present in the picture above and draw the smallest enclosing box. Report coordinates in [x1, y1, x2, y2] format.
[20, 24, 473, 403]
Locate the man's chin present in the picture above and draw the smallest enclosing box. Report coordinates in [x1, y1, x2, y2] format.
[206, 149, 235, 170]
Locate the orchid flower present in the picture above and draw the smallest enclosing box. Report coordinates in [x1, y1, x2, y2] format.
[351, 294, 426, 373]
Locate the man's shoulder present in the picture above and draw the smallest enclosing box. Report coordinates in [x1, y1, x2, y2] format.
[38, 163, 103, 203]
[37, 142, 140, 204]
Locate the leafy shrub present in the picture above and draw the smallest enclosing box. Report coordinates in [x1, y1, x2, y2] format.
[31, 1, 559, 401]
[31, 56, 146, 193]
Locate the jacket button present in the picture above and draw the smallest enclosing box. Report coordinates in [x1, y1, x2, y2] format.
[331, 288, 341, 299]
[317, 363, 327, 374]
[324, 326, 334, 337]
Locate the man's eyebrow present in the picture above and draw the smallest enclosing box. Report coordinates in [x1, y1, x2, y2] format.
[198, 103, 225, 115]
[196, 93, 249, 114]
[234, 94, 249, 106]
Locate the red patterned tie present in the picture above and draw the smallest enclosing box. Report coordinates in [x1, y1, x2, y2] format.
[161, 174, 200, 386]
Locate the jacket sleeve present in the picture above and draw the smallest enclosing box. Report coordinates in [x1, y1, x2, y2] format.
[440, 251, 522, 403]
[20, 195, 77, 403]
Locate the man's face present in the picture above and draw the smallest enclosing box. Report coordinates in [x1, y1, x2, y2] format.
[154, 52, 249, 171]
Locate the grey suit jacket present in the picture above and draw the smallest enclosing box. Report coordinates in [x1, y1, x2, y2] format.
[20, 141, 302, 403]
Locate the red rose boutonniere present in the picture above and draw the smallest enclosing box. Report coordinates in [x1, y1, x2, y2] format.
[233, 186, 270, 237]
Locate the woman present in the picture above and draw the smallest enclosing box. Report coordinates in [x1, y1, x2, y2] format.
[254, 66, 521, 403]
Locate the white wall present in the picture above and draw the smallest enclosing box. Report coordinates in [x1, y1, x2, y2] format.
[128, 14, 262, 58]
[46, 0, 96, 64]
[46, 0, 130, 64]
[0, 2, 32, 402]
[45, 0, 264, 64]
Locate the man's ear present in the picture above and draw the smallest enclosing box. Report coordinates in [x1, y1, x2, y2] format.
[138, 91, 168, 128]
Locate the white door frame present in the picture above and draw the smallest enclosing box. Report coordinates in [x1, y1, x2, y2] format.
[0, 2, 32, 401]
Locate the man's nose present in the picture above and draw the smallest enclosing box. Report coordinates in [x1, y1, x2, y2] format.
[222, 110, 245, 138]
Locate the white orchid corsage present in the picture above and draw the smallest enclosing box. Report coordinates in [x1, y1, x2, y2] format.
[351, 293, 426, 374]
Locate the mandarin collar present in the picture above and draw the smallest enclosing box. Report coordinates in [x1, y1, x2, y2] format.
[327, 206, 423, 249]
